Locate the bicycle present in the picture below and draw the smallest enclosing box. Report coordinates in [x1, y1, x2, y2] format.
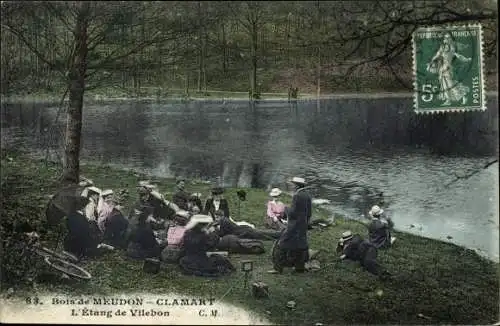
[11, 236, 92, 281]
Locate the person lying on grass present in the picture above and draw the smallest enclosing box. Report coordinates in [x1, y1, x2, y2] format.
[213, 210, 281, 241]
[178, 214, 235, 277]
[336, 230, 392, 280]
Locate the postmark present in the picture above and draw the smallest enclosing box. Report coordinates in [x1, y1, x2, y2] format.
[412, 24, 486, 114]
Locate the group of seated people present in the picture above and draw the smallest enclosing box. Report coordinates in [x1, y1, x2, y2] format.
[48, 178, 284, 278]
[46, 175, 396, 279]
[336, 205, 396, 279]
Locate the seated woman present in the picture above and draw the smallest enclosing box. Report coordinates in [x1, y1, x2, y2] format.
[336, 230, 392, 280]
[126, 206, 165, 260]
[214, 211, 281, 241]
[97, 189, 129, 249]
[203, 187, 230, 218]
[265, 188, 287, 231]
[188, 193, 203, 214]
[366, 205, 396, 249]
[160, 211, 190, 264]
[130, 181, 179, 226]
[63, 196, 102, 259]
[179, 215, 235, 277]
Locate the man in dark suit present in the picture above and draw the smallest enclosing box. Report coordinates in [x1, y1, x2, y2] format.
[172, 178, 190, 211]
[269, 177, 311, 274]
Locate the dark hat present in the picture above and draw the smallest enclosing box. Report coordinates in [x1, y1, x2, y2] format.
[211, 187, 224, 195]
[237, 190, 247, 201]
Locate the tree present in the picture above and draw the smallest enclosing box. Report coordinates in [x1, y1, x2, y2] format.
[229, 1, 269, 99]
[1, 1, 201, 184]
[323, 0, 498, 90]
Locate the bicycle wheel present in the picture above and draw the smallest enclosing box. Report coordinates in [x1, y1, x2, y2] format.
[44, 256, 92, 280]
[34, 246, 79, 263]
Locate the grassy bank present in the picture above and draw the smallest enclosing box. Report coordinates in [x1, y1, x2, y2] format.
[1, 150, 499, 325]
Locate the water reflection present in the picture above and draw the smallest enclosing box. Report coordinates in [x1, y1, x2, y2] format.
[0, 97, 498, 261]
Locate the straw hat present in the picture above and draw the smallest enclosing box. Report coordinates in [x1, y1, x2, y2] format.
[369, 205, 384, 217]
[174, 210, 190, 226]
[101, 189, 114, 197]
[340, 230, 353, 242]
[269, 188, 282, 197]
[185, 214, 213, 230]
[86, 186, 101, 196]
[290, 177, 306, 185]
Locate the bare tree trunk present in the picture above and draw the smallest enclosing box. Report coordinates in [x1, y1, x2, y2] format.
[316, 1, 321, 100]
[251, 22, 258, 99]
[221, 23, 227, 74]
[62, 1, 90, 184]
[197, 1, 203, 92]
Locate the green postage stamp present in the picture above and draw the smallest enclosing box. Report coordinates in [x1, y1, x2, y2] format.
[412, 24, 486, 114]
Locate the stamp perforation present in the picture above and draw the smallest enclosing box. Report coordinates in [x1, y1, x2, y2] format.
[412, 23, 487, 114]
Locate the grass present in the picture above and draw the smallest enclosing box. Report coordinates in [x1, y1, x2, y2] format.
[1, 149, 499, 325]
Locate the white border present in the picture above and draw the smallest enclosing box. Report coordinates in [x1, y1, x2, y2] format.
[412, 24, 487, 114]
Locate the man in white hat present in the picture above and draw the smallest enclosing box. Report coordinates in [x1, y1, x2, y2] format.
[336, 230, 392, 280]
[269, 176, 312, 274]
[366, 205, 396, 249]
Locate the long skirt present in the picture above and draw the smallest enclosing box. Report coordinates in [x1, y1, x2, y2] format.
[234, 226, 281, 241]
[179, 254, 235, 277]
[102, 213, 129, 249]
[264, 216, 287, 231]
[271, 240, 309, 273]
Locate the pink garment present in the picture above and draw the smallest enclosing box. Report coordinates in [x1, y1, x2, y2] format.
[167, 225, 187, 248]
[97, 198, 114, 232]
[267, 200, 285, 221]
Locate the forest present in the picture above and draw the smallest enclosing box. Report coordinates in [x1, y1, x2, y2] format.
[1, 0, 498, 182]
[1, 0, 498, 99]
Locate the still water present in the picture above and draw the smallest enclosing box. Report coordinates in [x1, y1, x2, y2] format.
[1, 97, 498, 261]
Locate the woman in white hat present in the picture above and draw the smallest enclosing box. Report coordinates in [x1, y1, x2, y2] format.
[265, 188, 287, 231]
[179, 214, 235, 277]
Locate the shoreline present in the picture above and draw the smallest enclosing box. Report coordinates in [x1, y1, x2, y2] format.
[1, 150, 498, 324]
[2, 90, 498, 104]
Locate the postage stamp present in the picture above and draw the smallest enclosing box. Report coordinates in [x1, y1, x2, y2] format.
[412, 24, 486, 114]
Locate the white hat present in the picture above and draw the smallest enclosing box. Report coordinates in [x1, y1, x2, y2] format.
[269, 188, 282, 197]
[79, 178, 94, 187]
[340, 231, 353, 242]
[101, 189, 114, 197]
[185, 214, 213, 230]
[369, 205, 384, 217]
[290, 177, 306, 185]
[87, 186, 101, 195]
[175, 210, 191, 219]
[138, 181, 156, 189]
[191, 193, 202, 198]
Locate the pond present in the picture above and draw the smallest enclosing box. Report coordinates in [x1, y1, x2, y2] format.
[1, 96, 498, 261]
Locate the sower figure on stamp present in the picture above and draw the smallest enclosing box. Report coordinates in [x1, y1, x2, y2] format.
[268, 177, 312, 274]
[427, 32, 472, 106]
